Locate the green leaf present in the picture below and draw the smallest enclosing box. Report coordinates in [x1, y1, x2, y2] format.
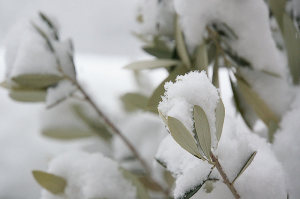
[72, 104, 112, 140]
[282, 14, 300, 84]
[269, 0, 286, 29]
[175, 16, 191, 68]
[12, 74, 62, 89]
[120, 168, 150, 199]
[193, 42, 208, 71]
[232, 151, 257, 184]
[147, 66, 188, 113]
[32, 170, 67, 194]
[230, 78, 257, 130]
[42, 127, 93, 140]
[212, 51, 219, 88]
[193, 105, 211, 160]
[158, 109, 168, 125]
[215, 99, 225, 142]
[9, 88, 46, 102]
[268, 121, 279, 143]
[236, 76, 280, 126]
[124, 59, 180, 71]
[167, 116, 204, 160]
[120, 92, 149, 112]
[177, 183, 204, 199]
[142, 46, 173, 59]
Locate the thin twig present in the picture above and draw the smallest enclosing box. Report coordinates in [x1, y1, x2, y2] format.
[211, 153, 240, 199]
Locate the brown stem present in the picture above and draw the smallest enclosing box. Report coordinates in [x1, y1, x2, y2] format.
[70, 78, 169, 196]
[211, 153, 240, 199]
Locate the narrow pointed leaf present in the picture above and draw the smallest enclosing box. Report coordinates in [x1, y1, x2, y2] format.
[124, 59, 180, 70]
[232, 151, 257, 184]
[269, 0, 286, 29]
[167, 116, 204, 160]
[194, 42, 208, 71]
[193, 105, 211, 160]
[120, 92, 149, 112]
[236, 76, 280, 126]
[42, 127, 93, 140]
[32, 170, 66, 194]
[215, 99, 225, 142]
[9, 88, 46, 102]
[12, 74, 62, 89]
[158, 109, 168, 125]
[282, 14, 300, 84]
[175, 17, 191, 68]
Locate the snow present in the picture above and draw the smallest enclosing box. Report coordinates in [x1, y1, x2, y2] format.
[158, 71, 220, 148]
[40, 151, 137, 199]
[156, 115, 287, 199]
[173, 0, 287, 75]
[273, 89, 300, 199]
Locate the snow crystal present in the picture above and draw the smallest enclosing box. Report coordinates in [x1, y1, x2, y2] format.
[156, 115, 287, 199]
[40, 151, 136, 199]
[158, 71, 220, 147]
[174, 0, 287, 75]
[273, 89, 300, 199]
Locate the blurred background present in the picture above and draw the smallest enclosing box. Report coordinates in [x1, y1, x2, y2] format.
[0, 1, 156, 198]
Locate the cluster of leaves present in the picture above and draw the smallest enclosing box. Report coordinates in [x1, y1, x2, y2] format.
[123, 0, 300, 142]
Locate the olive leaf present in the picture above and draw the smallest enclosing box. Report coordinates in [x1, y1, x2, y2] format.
[120, 92, 149, 112]
[269, 0, 286, 29]
[175, 16, 191, 68]
[72, 104, 112, 140]
[232, 151, 257, 184]
[158, 109, 168, 125]
[193, 105, 211, 160]
[120, 168, 150, 199]
[147, 66, 188, 113]
[32, 170, 67, 194]
[124, 59, 180, 71]
[193, 42, 208, 71]
[142, 37, 174, 59]
[9, 88, 46, 102]
[42, 127, 93, 140]
[167, 116, 204, 160]
[12, 74, 62, 89]
[282, 14, 300, 84]
[215, 99, 225, 142]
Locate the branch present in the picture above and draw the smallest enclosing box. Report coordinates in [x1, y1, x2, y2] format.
[211, 153, 240, 199]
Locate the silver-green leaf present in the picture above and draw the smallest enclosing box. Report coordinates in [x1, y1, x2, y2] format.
[167, 116, 204, 160]
[9, 88, 46, 102]
[32, 170, 67, 194]
[42, 127, 93, 140]
[175, 16, 191, 68]
[215, 99, 225, 142]
[232, 151, 257, 184]
[12, 74, 63, 89]
[124, 59, 180, 71]
[193, 105, 211, 160]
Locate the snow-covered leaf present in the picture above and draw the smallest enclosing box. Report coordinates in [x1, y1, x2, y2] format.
[193, 105, 211, 160]
[215, 99, 225, 142]
[175, 16, 191, 68]
[167, 116, 204, 160]
[120, 168, 150, 199]
[124, 59, 180, 71]
[232, 151, 257, 184]
[12, 74, 62, 89]
[32, 170, 66, 194]
[148, 66, 188, 113]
